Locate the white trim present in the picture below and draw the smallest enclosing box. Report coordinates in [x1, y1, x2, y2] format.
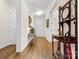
[0, 39, 15, 49]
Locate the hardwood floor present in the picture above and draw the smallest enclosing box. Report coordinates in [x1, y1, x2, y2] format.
[0, 37, 53, 59]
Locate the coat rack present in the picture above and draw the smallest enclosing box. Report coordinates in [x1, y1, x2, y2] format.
[53, 0, 77, 59]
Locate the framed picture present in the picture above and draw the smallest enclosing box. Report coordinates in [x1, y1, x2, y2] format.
[46, 18, 49, 28]
[28, 16, 32, 27]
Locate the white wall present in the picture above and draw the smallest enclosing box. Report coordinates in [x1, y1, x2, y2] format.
[16, 0, 21, 52]
[0, 0, 10, 48]
[45, 8, 59, 42]
[32, 14, 52, 42]
[21, 0, 30, 51]
[45, 14, 52, 42]
[51, 7, 59, 36]
[8, 6, 16, 44]
[0, 0, 9, 40]
[16, 0, 30, 52]
[33, 15, 46, 37]
[0, 0, 30, 52]
[0, 0, 17, 49]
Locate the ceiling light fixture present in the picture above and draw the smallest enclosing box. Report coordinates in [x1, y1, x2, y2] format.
[35, 10, 44, 16]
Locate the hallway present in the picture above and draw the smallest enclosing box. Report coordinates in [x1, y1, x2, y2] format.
[0, 0, 77, 59]
[0, 37, 52, 59]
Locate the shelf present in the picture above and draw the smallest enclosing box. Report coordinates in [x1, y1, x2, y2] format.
[53, 35, 76, 43]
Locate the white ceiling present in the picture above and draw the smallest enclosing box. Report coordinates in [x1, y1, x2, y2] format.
[25, 0, 53, 14]
[3, 0, 16, 7]
[3, 0, 63, 15]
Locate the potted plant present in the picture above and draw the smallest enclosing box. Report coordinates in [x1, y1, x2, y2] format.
[30, 27, 35, 33]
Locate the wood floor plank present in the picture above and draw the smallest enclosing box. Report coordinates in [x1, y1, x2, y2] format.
[0, 37, 53, 59]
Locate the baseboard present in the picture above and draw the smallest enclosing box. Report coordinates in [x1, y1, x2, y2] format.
[46, 37, 52, 43]
[0, 39, 16, 49]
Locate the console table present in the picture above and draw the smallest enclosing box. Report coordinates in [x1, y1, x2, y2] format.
[28, 32, 36, 45]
